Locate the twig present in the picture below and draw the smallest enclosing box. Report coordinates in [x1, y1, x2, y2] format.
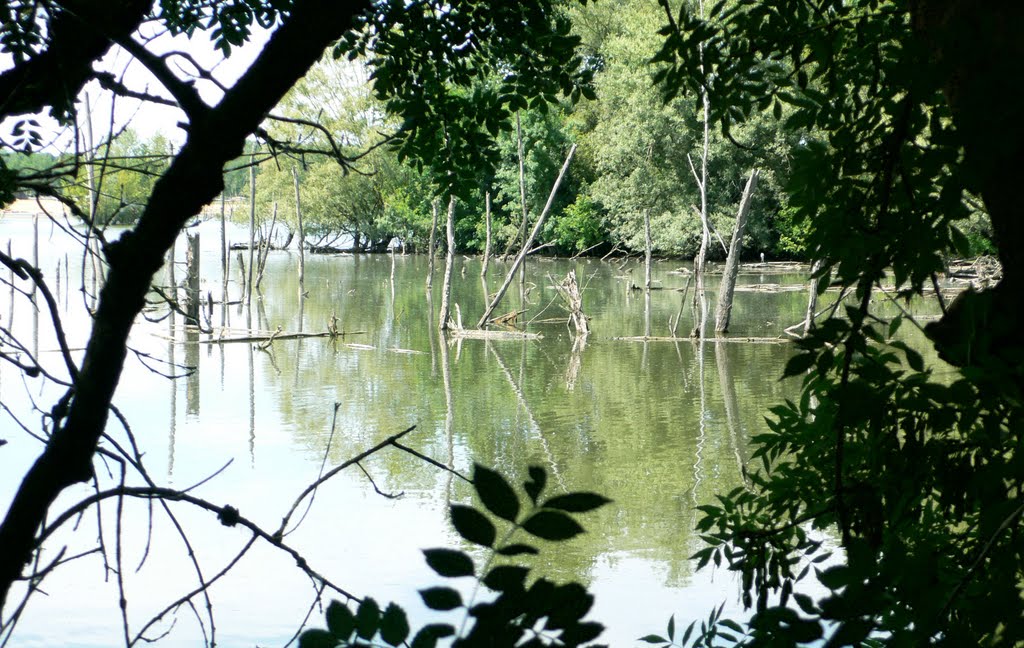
[285, 404, 342, 539]
[276, 426, 418, 537]
[940, 500, 1024, 620]
[391, 441, 472, 484]
[356, 462, 404, 499]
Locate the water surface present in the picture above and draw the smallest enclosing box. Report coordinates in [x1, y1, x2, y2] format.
[1, 217, 930, 646]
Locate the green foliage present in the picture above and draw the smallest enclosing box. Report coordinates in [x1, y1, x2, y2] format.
[338, 1, 595, 201]
[62, 129, 172, 226]
[650, 0, 1024, 645]
[299, 464, 611, 647]
[553, 194, 606, 253]
[571, 0, 794, 258]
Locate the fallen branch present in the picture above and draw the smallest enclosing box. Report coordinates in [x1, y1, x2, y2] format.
[613, 335, 787, 344]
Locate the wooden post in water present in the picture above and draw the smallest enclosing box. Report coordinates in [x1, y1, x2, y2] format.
[438, 197, 456, 331]
[255, 202, 276, 292]
[220, 193, 227, 278]
[690, 0, 712, 338]
[246, 156, 256, 304]
[31, 215, 38, 304]
[644, 208, 653, 291]
[714, 169, 760, 333]
[292, 166, 305, 293]
[478, 143, 576, 328]
[6, 242, 13, 329]
[481, 191, 492, 277]
[516, 113, 529, 297]
[426, 198, 439, 290]
[184, 232, 201, 326]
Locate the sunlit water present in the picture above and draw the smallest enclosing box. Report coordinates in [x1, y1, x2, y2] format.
[0, 216, 944, 646]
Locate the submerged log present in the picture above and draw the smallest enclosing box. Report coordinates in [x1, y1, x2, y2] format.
[613, 335, 787, 344]
[449, 328, 543, 340]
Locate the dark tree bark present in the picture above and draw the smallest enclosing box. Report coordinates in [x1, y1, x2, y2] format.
[0, 0, 151, 119]
[0, 0, 372, 609]
[913, 2, 1024, 378]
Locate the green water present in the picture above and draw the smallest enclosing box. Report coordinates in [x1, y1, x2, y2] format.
[1, 218, 940, 646]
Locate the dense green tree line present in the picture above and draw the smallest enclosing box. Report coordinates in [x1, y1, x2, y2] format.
[26, 0, 992, 263]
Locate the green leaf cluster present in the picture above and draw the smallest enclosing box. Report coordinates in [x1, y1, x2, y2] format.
[300, 464, 611, 647]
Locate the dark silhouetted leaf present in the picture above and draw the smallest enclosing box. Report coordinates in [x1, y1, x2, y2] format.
[541, 492, 612, 513]
[783, 351, 816, 377]
[639, 634, 667, 644]
[380, 603, 410, 646]
[423, 548, 474, 577]
[420, 587, 463, 611]
[522, 510, 584, 540]
[497, 543, 539, 556]
[525, 466, 547, 503]
[483, 565, 529, 592]
[298, 629, 336, 648]
[450, 504, 496, 547]
[325, 600, 355, 639]
[561, 621, 604, 644]
[474, 464, 520, 522]
[356, 597, 380, 639]
[410, 624, 456, 648]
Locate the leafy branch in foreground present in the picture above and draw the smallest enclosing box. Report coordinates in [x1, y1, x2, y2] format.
[299, 464, 611, 648]
[647, 0, 1024, 645]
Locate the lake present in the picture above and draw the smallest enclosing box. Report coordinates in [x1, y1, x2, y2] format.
[0, 217, 939, 646]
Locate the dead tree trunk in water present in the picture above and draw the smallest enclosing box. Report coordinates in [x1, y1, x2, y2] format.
[246, 156, 256, 304]
[804, 259, 824, 337]
[516, 112, 529, 297]
[255, 202, 277, 291]
[184, 232, 200, 325]
[714, 169, 760, 333]
[426, 197, 439, 290]
[438, 197, 456, 331]
[644, 208, 653, 291]
[690, 0, 712, 339]
[292, 166, 305, 293]
[481, 191, 492, 277]
[220, 193, 227, 278]
[559, 269, 590, 337]
[478, 143, 576, 328]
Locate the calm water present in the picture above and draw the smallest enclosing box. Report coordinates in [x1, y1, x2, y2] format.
[0, 216, 942, 646]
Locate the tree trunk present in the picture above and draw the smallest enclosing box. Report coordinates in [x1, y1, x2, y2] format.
[220, 192, 227, 278]
[184, 232, 201, 325]
[426, 197, 439, 290]
[560, 269, 589, 337]
[438, 196, 456, 331]
[478, 144, 576, 328]
[912, 2, 1024, 386]
[804, 259, 824, 337]
[644, 208, 652, 291]
[481, 190, 491, 277]
[516, 112, 529, 297]
[246, 156, 256, 304]
[292, 166, 305, 293]
[714, 169, 759, 333]
[690, 0, 711, 339]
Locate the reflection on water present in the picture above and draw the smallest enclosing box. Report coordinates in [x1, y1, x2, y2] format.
[1, 217, 945, 647]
